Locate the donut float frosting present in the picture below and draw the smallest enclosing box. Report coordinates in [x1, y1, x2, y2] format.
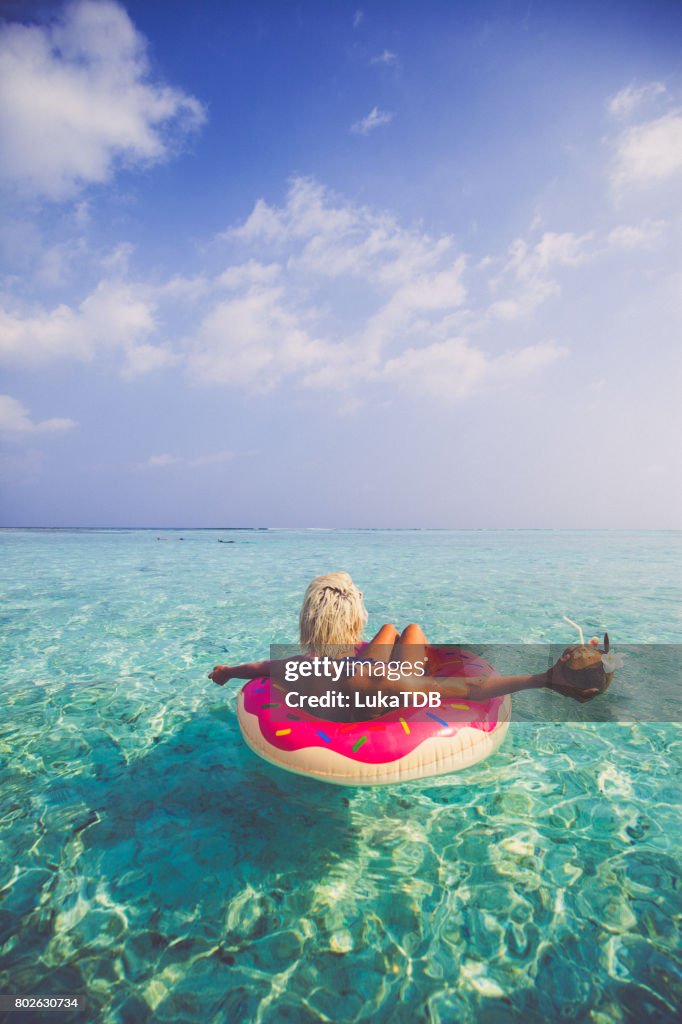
[237, 647, 511, 786]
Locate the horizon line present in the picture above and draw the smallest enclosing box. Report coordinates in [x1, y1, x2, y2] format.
[1, 526, 681, 533]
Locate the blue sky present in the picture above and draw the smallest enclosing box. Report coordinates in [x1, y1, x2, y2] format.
[1, 0, 681, 527]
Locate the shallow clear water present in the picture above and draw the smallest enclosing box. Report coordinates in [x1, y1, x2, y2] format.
[1, 529, 680, 1023]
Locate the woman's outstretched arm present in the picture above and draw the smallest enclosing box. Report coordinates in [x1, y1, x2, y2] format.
[386, 650, 600, 703]
[209, 660, 270, 686]
[424, 670, 549, 700]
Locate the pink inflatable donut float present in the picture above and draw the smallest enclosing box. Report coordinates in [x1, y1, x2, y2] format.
[236, 648, 511, 785]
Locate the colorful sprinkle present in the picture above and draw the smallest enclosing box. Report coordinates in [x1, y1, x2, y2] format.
[450, 703, 470, 710]
[426, 712, 449, 728]
[253, 687, 266, 693]
[352, 736, 368, 752]
[340, 724, 357, 733]
[272, 682, 286, 692]
[317, 730, 332, 743]
[262, 702, 280, 709]
[286, 713, 301, 721]
[367, 723, 385, 731]
[275, 728, 292, 737]
[399, 717, 411, 735]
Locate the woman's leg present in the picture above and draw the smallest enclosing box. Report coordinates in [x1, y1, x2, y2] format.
[391, 623, 429, 674]
[362, 623, 400, 662]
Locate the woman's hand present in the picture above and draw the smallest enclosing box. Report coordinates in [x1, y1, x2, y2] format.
[208, 664, 233, 686]
[546, 648, 601, 702]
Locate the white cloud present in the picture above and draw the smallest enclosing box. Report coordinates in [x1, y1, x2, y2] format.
[216, 261, 281, 290]
[122, 342, 178, 377]
[0, 394, 76, 438]
[361, 257, 468, 353]
[145, 453, 179, 468]
[228, 179, 357, 248]
[607, 219, 665, 250]
[157, 274, 213, 303]
[188, 282, 337, 392]
[0, 0, 205, 199]
[188, 179, 567, 399]
[36, 237, 89, 287]
[0, 302, 90, 365]
[488, 279, 559, 321]
[370, 50, 398, 66]
[229, 179, 457, 289]
[488, 231, 593, 320]
[1, 178, 596, 405]
[202, 179, 470, 389]
[530, 231, 593, 271]
[382, 338, 566, 399]
[226, 199, 286, 244]
[136, 450, 234, 470]
[102, 242, 135, 275]
[612, 112, 682, 190]
[0, 278, 174, 375]
[353, 10, 364, 29]
[608, 82, 666, 119]
[351, 106, 394, 135]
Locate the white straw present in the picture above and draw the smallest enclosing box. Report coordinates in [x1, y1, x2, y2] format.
[563, 616, 584, 645]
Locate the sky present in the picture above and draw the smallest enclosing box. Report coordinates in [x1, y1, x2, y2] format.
[0, 0, 681, 528]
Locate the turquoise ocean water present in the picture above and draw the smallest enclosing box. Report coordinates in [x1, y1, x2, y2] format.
[1, 529, 680, 1022]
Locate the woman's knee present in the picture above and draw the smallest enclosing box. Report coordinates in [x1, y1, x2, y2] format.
[371, 622, 396, 637]
[401, 623, 427, 643]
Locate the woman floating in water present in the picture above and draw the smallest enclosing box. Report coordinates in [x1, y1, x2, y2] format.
[209, 572, 617, 719]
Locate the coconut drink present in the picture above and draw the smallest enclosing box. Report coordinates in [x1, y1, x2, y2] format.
[548, 617, 625, 699]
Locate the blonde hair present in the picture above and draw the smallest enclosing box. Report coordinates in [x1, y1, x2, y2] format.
[299, 572, 367, 656]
